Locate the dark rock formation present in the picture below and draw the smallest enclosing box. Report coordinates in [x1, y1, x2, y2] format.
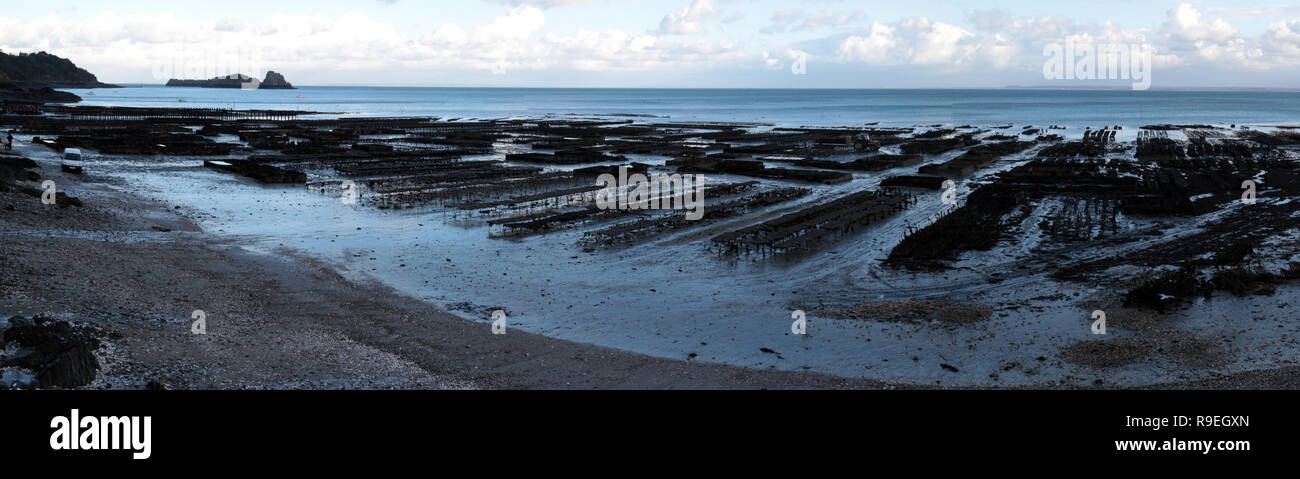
[669, 156, 853, 184]
[166, 73, 259, 88]
[166, 71, 295, 89]
[880, 175, 949, 189]
[2, 153, 81, 204]
[352, 143, 394, 153]
[571, 162, 651, 177]
[15, 184, 82, 207]
[0, 50, 117, 103]
[42, 130, 236, 156]
[0, 155, 38, 170]
[204, 159, 307, 183]
[0, 50, 116, 88]
[258, 71, 295, 89]
[1, 316, 104, 389]
[0, 154, 41, 192]
[0, 83, 81, 103]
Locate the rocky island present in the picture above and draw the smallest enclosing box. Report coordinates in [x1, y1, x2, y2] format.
[166, 71, 296, 90]
[258, 71, 295, 89]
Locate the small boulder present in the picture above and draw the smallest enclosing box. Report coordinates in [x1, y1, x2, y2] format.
[1, 317, 103, 388]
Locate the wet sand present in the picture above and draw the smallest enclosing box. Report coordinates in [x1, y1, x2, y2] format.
[1, 164, 897, 389]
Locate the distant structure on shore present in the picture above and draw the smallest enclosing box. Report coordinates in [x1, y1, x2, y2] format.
[165, 71, 296, 90]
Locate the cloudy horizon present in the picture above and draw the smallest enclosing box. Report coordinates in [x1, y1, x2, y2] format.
[2, 0, 1299, 88]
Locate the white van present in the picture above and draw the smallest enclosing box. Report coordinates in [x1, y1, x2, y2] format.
[61, 148, 84, 173]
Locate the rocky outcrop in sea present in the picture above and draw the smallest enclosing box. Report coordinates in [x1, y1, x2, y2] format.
[165, 71, 297, 90]
[0, 83, 81, 103]
[165, 73, 260, 89]
[258, 71, 295, 89]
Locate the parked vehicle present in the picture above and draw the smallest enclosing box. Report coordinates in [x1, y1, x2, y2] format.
[61, 148, 84, 173]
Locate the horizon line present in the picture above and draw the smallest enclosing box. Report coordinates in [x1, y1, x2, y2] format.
[94, 83, 1300, 92]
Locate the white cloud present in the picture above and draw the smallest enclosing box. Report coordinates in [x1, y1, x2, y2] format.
[1263, 21, 1300, 60]
[484, 0, 592, 7]
[759, 48, 807, 70]
[658, 0, 718, 35]
[761, 9, 864, 34]
[997, 15, 1081, 40]
[837, 23, 899, 63]
[1163, 3, 1237, 44]
[420, 24, 468, 45]
[1205, 5, 1300, 21]
[473, 6, 546, 42]
[1156, 3, 1267, 69]
[838, 18, 990, 67]
[4, 2, 1300, 86]
[0, 8, 745, 82]
[214, 16, 245, 33]
[803, 12, 866, 30]
[903, 18, 974, 65]
[832, 3, 1295, 74]
[759, 10, 802, 34]
[1190, 37, 1264, 65]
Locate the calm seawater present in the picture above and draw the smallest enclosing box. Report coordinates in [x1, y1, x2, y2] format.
[67, 85, 1300, 128]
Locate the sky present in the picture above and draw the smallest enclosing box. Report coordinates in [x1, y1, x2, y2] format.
[1, 0, 1299, 88]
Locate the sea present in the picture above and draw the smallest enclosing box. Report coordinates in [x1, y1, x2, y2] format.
[69, 85, 1300, 129]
